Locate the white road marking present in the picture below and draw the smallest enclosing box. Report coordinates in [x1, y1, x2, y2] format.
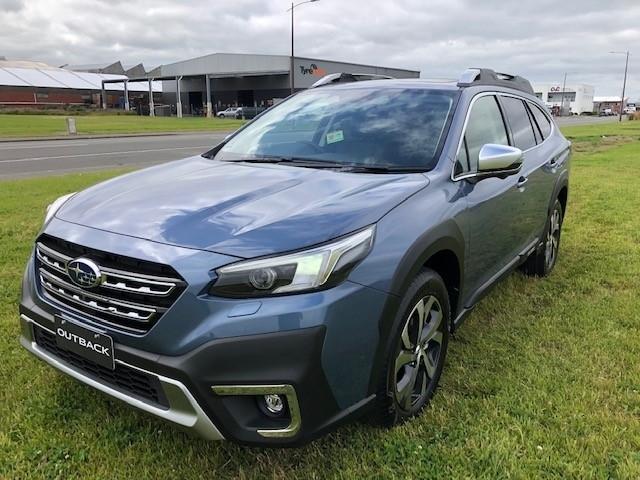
[0, 132, 228, 150]
[0, 160, 165, 179]
[0, 143, 91, 150]
[0, 145, 212, 163]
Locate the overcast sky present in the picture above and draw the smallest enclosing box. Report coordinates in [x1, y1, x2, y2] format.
[1, 0, 638, 98]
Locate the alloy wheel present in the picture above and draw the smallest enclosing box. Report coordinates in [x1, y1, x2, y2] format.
[394, 295, 444, 412]
[545, 208, 561, 269]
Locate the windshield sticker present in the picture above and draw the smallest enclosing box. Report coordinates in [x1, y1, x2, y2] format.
[326, 130, 344, 144]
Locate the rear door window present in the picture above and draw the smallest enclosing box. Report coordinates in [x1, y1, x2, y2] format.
[500, 96, 537, 150]
[456, 95, 509, 175]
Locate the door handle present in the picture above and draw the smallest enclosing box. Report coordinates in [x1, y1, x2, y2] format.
[516, 176, 528, 188]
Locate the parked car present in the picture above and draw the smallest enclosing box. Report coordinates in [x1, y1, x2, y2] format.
[235, 106, 267, 119]
[19, 68, 570, 447]
[600, 108, 615, 116]
[217, 107, 241, 118]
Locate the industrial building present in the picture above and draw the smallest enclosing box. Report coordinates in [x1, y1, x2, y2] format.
[0, 53, 419, 116]
[532, 82, 595, 115]
[0, 60, 161, 110]
[120, 53, 420, 117]
[593, 96, 628, 114]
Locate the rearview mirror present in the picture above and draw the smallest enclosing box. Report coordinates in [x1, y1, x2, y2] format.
[477, 144, 523, 174]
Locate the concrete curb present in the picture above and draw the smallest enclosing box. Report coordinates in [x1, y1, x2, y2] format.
[0, 131, 234, 143]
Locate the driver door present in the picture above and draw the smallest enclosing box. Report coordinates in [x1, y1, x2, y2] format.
[455, 94, 529, 305]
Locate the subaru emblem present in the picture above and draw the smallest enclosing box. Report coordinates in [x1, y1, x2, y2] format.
[66, 258, 103, 288]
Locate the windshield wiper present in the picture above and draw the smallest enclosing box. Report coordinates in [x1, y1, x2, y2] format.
[338, 164, 425, 173]
[223, 157, 423, 173]
[224, 156, 344, 169]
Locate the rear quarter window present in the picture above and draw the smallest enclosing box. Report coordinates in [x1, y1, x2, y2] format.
[528, 102, 552, 139]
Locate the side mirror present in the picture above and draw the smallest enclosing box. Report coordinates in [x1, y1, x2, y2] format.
[477, 144, 523, 174]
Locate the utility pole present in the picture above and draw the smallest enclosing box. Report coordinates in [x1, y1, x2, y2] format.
[560, 72, 568, 116]
[619, 51, 629, 122]
[610, 50, 631, 122]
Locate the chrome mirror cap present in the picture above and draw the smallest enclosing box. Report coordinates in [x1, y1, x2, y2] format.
[478, 144, 523, 172]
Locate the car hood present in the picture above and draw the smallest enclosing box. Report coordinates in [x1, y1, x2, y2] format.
[56, 156, 428, 258]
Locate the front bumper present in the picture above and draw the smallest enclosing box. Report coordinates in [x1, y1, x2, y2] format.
[20, 221, 392, 445]
[19, 299, 375, 446]
[20, 313, 224, 441]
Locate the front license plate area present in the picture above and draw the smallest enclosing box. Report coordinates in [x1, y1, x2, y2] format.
[53, 316, 115, 370]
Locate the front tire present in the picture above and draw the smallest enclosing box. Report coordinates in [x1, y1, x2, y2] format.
[374, 269, 450, 426]
[522, 199, 564, 277]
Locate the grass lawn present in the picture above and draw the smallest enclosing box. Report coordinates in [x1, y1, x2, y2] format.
[0, 114, 244, 138]
[0, 122, 639, 479]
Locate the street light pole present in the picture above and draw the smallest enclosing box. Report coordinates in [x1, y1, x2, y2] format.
[288, 0, 319, 95]
[610, 50, 630, 122]
[290, 2, 295, 95]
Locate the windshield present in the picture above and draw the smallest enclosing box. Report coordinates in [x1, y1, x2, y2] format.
[213, 87, 457, 171]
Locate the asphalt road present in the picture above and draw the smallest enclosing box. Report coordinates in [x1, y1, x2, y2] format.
[0, 132, 230, 180]
[0, 116, 623, 180]
[554, 115, 623, 126]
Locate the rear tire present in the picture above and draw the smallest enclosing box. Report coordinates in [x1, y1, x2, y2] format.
[522, 199, 564, 277]
[373, 269, 450, 427]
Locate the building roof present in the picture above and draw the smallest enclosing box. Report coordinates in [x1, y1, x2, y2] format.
[0, 60, 160, 92]
[594, 96, 626, 102]
[157, 52, 420, 78]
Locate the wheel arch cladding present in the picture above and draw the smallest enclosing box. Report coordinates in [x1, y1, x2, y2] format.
[558, 185, 568, 215]
[389, 222, 464, 318]
[550, 168, 569, 217]
[423, 249, 460, 321]
[366, 223, 464, 396]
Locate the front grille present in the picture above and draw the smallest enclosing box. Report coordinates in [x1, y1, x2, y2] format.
[33, 325, 169, 409]
[35, 235, 186, 335]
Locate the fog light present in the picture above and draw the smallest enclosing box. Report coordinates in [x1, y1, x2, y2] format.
[263, 394, 285, 414]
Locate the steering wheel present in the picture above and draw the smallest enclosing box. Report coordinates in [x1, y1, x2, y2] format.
[296, 141, 323, 153]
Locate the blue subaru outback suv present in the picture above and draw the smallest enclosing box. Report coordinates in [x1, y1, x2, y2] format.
[19, 68, 570, 446]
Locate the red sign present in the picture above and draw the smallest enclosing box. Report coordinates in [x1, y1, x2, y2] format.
[300, 64, 327, 77]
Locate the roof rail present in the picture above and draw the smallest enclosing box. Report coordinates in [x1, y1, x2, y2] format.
[457, 68, 534, 95]
[310, 73, 394, 88]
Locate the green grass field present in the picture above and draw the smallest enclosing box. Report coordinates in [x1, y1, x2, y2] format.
[0, 123, 639, 479]
[0, 114, 244, 138]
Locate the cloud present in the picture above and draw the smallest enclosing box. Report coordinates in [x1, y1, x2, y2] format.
[0, 0, 23, 12]
[0, 0, 637, 98]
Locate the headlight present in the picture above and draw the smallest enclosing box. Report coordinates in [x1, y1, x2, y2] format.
[44, 192, 76, 224]
[210, 226, 375, 297]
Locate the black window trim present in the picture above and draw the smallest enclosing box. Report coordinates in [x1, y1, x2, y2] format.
[525, 102, 543, 144]
[526, 100, 554, 142]
[451, 91, 556, 182]
[497, 95, 538, 150]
